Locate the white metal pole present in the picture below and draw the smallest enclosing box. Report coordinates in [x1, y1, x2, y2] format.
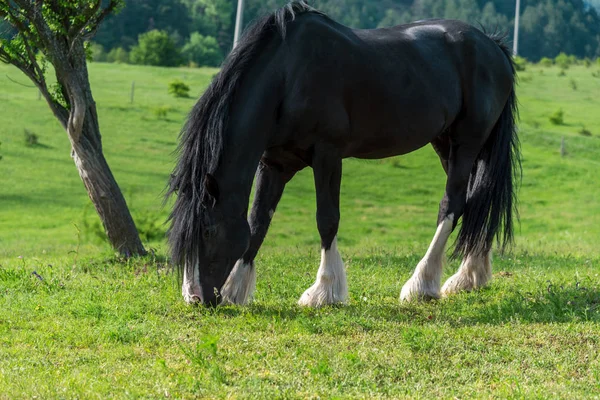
[233, 0, 245, 49]
[513, 0, 521, 56]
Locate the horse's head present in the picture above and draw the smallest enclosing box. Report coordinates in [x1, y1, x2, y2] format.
[196, 173, 250, 305]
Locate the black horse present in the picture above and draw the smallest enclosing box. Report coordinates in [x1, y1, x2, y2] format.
[167, 1, 520, 306]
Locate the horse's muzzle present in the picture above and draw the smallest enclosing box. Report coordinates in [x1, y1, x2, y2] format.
[200, 284, 222, 307]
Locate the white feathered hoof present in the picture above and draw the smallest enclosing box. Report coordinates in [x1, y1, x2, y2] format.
[220, 260, 256, 305]
[441, 273, 474, 296]
[400, 275, 440, 302]
[399, 217, 454, 302]
[298, 238, 348, 307]
[298, 275, 348, 307]
[441, 253, 492, 297]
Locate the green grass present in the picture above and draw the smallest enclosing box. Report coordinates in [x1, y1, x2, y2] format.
[1, 252, 599, 398]
[1, 62, 600, 398]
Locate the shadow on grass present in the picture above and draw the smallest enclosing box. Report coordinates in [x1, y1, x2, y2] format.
[182, 252, 600, 329]
[442, 282, 600, 325]
[27, 142, 54, 150]
[212, 281, 600, 328]
[0, 192, 79, 207]
[63, 251, 598, 329]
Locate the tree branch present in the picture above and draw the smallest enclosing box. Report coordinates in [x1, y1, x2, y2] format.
[76, 1, 122, 44]
[68, 1, 101, 39]
[0, 47, 33, 82]
[1, 9, 51, 89]
[93, 1, 121, 27]
[10, 0, 35, 18]
[5, 74, 37, 87]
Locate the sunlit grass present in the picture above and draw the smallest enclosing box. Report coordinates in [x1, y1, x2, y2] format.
[0, 252, 598, 397]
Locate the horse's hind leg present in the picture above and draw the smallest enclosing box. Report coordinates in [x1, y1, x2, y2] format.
[431, 135, 494, 296]
[441, 250, 492, 296]
[400, 143, 481, 301]
[298, 143, 348, 307]
[399, 214, 453, 301]
[431, 134, 450, 174]
[221, 160, 296, 305]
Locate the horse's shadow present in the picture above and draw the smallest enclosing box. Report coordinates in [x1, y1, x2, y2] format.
[213, 283, 599, 328]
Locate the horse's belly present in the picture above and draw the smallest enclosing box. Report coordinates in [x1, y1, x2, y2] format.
[344, 110, 447, 159]
[346, 135, 434, 159]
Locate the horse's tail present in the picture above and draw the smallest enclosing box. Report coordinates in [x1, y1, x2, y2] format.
[453, 37, 521, 258]
[166, 1, 320, 270]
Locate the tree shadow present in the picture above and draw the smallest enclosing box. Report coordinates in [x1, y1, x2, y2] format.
[0, 192, 76, 207]
[27, 142, 54, 150]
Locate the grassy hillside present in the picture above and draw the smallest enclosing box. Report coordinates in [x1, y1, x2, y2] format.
[1, 62, 599, 398]
[1, 63, 600, 258]
[1, 63, 600, 257]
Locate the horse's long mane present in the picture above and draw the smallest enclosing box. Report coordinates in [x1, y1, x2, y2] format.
[166, 1, 322, 267]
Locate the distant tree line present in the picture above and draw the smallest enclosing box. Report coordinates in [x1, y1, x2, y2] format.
[85, 0, 600, 65]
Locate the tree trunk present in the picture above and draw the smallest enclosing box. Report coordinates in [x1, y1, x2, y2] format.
[66, 93, 146, 257]
[50, 46, 146, 257]
[2, 2, 146, 257]
[44, 92, 146, 257]
[72, 123, 146, 257]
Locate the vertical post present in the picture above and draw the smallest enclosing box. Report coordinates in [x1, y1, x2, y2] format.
[560, 137, 566, 157]
[513, 0, 521, 56]
[233, 0, 245, 49]
[130, 81, 135, 104]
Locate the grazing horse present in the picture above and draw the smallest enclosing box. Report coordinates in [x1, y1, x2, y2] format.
[167, 1, 520, 306]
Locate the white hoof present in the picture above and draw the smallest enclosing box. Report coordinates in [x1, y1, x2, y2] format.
[298, 237, 348, 307]
[400, 216, 453, 302]
[400, 257, 442, 302]
[220, 260, 256, 305]
[182, 263, 202, 304]
[400, 274, 440, 302]
[441, 253, 492, 297]
[298, 278, 348, 307]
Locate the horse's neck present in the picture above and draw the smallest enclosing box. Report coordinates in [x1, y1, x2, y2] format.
[218, 71, 280, 209]
[218, 128, 267, 211]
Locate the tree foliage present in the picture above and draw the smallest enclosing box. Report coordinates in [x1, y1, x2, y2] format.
[519, 0, 600, 61]
[130, 29, 181, 66]
[168, 79, 191, 98]
[107, 47, 129, 63]
[0, 0, 123, 115]
[182, 0, 234, 53]
[89, 0, 600, 65]
[182, 32, 222, 67]
[94, 0, 190, 50]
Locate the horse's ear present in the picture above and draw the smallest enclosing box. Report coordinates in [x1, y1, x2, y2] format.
[204, 173, 220, 202]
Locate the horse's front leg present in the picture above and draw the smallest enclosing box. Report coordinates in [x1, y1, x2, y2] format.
[220, 160, 295, 305]
[298, 144, 348, 307]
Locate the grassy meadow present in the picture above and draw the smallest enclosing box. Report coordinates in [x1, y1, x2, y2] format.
[1, 61, 600, 398]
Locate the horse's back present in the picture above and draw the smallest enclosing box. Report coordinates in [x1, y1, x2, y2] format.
[282, 16, 510, 92]
[275, 14, 514, 158]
